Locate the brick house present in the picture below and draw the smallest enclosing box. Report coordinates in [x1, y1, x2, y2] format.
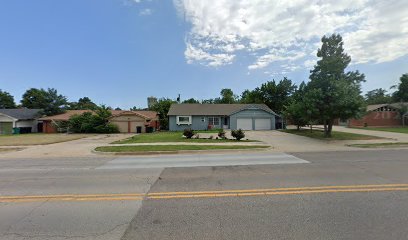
[348, 103, 408, 127]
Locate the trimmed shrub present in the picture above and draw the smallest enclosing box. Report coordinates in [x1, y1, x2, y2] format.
[218, 129, 226, 139]
[231, 129, 245, 141]
[183, 128, 195, 139]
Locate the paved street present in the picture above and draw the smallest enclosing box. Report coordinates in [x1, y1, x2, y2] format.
[1, 149, 408, 239]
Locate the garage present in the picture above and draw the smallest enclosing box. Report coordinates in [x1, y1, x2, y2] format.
[0, 122, 13, 134]
[254, 118, 271, 130]
[237, 118, 252, 130]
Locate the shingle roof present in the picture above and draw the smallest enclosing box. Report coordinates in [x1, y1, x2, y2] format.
[39, 110, 158, 121]
[0, 109, 42, 120]
[167, 104, 278, 116]
[367, 102, 408, 112]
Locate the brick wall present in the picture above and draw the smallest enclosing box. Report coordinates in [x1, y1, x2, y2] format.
[349, 111, 402, 127]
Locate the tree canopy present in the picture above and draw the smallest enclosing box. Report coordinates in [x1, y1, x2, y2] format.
[306, 34, 365, 137]
[149, 98, 177, 130]
[365, 88, 392, 105]
[0, 90, 16, 109]
[68, 97, 98, 110]
[21, 88, 68, 116]
[392, 73, 408, 102]
[240, 78, 296, 114]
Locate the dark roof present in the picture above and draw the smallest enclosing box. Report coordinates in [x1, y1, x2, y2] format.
[367, 102, 408, 112]
[0, 109, 42, 120]
[167, 104, 278, 116]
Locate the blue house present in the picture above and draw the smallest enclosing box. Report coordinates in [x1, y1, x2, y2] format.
[168, 104, 280, 131]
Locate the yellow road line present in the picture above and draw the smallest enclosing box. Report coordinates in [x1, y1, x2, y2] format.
[146, 183, 408, 196]
[1, 184, 408, 203]
[147, 187, 408, 199]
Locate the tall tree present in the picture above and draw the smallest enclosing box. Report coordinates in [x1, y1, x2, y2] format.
[365, 88, 392, 104]
[260, 78, 296, 113]
[392, 73, 408, 102]
[21, 88, 68, 116]
[0, 90, 16, 109]
[240, 88, 263, 104]
[307, 34, 365, 137]
[149, 98, 177, 130]
[216, 89, 237, 104]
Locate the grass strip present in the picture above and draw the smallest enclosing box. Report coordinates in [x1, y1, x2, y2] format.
[96, 145, 269, 152]
[351, 127, 408, 134]
[348, 142, 408, 148]
[112, 131, 256, 144]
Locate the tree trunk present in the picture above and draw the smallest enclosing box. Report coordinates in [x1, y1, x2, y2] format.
[323, 120, 328, 137]
[297, 125, 300, 131]
[327, 119, 333, 138]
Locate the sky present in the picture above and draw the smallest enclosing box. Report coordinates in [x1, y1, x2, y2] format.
[0, 0, 407, 109]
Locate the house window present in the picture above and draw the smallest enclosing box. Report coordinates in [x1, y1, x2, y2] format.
[176, 116, 192, 125]
[201, 117, 205, 122]
[208, 117, 220, 126]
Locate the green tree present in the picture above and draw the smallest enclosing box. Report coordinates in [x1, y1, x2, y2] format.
[240, 88, 263, 104]
[392, 73, 408, 102]
[150, 98, 177, 130]
[21, 88, 68, 115]
[259, 78, 296, 113]
[307, 33, 365, 137]
[365, 88, 392, 104]
[182, 98, 200, 104]
[66, 105, 119, 133]
[283, 82, 310, 130]
[212, 89, 237, 104]
[0, 90, 16, 108]
[69, 97, 97, 110]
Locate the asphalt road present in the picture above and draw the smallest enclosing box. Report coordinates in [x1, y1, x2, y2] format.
[1, 149, 408, 239]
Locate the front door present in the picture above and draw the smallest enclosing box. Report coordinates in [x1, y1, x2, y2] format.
[136, 126, 142, 133]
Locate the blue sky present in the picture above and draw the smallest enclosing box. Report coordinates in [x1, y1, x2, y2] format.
[1, 0, 407, 109]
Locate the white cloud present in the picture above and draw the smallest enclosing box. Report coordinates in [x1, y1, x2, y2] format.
[174, 0, 408, 72]
[139, 8, 153, 16]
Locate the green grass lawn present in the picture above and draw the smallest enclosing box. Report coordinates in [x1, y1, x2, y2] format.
[281, 129, 381, 140]
[0, 133, 95, 146]
[353, 127, 408, 134]
[96, 145, 269, 152]
[112, 131, 255, 144]
[348, 142, 408, 148]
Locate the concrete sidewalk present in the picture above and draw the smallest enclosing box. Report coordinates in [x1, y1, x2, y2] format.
[331, 126, 408, 141]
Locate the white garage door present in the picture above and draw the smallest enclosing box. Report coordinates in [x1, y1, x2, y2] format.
[237, 118, 252, 130]
[254, 118, 270, 130]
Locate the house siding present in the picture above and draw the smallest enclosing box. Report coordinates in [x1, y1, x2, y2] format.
[230, 108, 276, 130]
[169, 115, 224, 131]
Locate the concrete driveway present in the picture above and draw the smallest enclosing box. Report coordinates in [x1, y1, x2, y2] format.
[0, 134, 133, 159]
[245, 128, 408, 152]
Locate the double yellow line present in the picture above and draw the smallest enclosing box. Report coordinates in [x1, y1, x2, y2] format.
[1, 184, 408, 203]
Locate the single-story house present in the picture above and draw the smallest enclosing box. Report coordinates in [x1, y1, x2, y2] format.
[347, 102, 408, 127]
[39, 110, 159, 133]
[0, 109, 42, 134]
[167, 104, 279, 131]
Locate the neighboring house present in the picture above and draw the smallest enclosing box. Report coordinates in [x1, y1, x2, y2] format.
[348, 102, 408, 127]
[39, 110, 159, 133]
[0, 109, 42, 134]
[167, 104, 279, 131]
[109, 110, 159, 133]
